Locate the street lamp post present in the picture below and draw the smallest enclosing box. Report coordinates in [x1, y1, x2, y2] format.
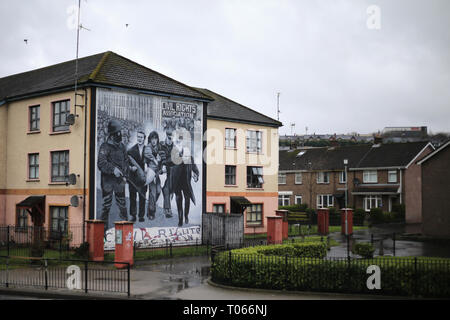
[343, 159, 348, 235]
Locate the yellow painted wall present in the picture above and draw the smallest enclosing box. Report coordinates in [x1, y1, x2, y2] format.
[205, 119, 279, 193]
[0, 104, 8, 190]
[0, 88, 91, 227]
[5, 89, 90, 190]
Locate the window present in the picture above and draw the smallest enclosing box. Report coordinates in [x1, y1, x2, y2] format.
[225, 128, 236, 149]
[16, 208, 28, 231]
[52, 100, 70, 132]
[29, 105, 40, 131]
[246, 130, 262, 153]
[278, 195, 290, 206]
[388, 170, 397, 183]
[51, 151, 69, 182]
[50, 206, 68, 238]
[225, 165, 236, 185]
[364, 196, 382, 212]
[295, 173, 302, 184]
[340, 170, 347, 184]
[28, 153, 39, 180]
[295, 195, 303, 205]
[213, 204, 225, 214]
[317, 172, 330, 184]
[278, 172, 286, 184]
[317, 194, 333, 208]
[246, 204, 263, 225]
[247, 166, 264, 188]
[363, 170, 377, 183]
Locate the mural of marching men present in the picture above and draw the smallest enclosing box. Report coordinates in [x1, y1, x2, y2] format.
[95, 88, 203, 249]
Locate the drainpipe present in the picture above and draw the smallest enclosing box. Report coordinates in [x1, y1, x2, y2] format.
[399, 169, 403, 204]
[82, 87, 88, 243]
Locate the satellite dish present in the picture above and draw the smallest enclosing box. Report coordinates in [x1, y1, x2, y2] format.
[67, 173, 77, 185]
[66, 114, 76, 125]
[353, 178, 360, 186]
[70, 195, 79, 207]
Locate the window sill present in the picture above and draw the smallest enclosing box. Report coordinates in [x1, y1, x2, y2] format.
[294, 183, 303, 185]
[49, 181, 67, 185]
[49, 130, 71, 136]
[27, 130, 41, 135]
[246, 188, 264, 191]
[225, 147, 237, 150]
[246, 151, 264, 155]
[26, 179, 40, 182]
[224, 185, 238, 188]
[246, 223, 263, 228]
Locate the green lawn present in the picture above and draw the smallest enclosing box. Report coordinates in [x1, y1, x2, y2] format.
[244, 225, 368, 240]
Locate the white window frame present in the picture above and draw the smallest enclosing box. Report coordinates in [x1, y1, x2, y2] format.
[317, 194, 333, 208]
[295, 195, 302, 205]
[278, 195, 290, 207]
[364, 195, 382, 212]
[339, 170, 347, 184]
[363, 170, 378, 183]
[225, 128, 237, 149]
[388, 170, 397, 183]
[278, 172, 287, 184]
[295, 172, 302, 184]
[317, 172, 330, 184]
[246, 130, 262, 153]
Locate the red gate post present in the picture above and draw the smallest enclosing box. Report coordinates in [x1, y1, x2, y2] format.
[114, 221, 134, 269]
[86, 220, 105, 261]
[275, 210, 289, 240]
[267, 216, 283, 245]
[317, 208, 329, 235]
[340, 208, 353, 236]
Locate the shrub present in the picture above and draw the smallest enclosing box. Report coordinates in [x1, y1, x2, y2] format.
[352, 242, 375, 258]
[279, 204, 308, 212]
[354, 208, 367, 226]
[73, 242, 90, 259]
[369, 208, 384, 224]
[233, 242, 327, 259]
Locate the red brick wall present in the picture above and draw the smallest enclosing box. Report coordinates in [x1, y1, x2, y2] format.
[421, 145, 450, 237]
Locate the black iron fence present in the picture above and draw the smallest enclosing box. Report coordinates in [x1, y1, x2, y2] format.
[211, 252, 450, 298]
[0, 225, 85, 258]
[0, 256, 130, 296]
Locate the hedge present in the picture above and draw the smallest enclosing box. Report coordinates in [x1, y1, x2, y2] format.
[211, 249, 450, 298]
[352, 242, 375, 259]
[233, 242, 327, 259]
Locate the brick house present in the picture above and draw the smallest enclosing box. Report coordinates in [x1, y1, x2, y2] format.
[279, 142, 434, 221]
[417, 140, 450, 238]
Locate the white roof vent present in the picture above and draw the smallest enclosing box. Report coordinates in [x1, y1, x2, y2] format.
[297, 151, 306, 157]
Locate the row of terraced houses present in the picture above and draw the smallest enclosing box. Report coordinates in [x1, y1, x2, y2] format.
[278, 140, 450, 237]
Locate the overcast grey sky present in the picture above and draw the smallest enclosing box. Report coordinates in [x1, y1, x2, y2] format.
[1, 0, 449, 135]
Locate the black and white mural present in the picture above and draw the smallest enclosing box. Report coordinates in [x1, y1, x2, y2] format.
[94, 88, 203, 249]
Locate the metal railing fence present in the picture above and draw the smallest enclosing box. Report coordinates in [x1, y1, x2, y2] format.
[0, 256, 130, 296]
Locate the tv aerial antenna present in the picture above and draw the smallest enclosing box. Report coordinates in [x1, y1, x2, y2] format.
[72, 0, 91, 120]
